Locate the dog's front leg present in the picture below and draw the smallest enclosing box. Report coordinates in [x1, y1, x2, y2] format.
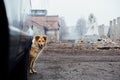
[30, 57, 37, 74]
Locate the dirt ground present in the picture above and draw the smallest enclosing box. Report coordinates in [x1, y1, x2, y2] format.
[28, 43, 120, 80]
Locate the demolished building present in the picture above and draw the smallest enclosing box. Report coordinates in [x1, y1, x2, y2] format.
[108, 17, 120, 41]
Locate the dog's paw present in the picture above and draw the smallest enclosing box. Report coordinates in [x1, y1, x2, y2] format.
[29, 69, 37, 74]
[29, 69, 33, 74]
[32, 69, 37, 73]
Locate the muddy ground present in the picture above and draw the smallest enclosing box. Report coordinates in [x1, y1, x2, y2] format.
[28, 43, 120, 80]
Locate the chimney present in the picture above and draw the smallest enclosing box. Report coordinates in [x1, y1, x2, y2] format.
[113, 19, 116, 25]
[117, 17, 120, 24]
[109, 20, 112, 26]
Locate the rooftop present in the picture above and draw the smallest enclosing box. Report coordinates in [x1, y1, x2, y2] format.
[30, 15, 60, 29]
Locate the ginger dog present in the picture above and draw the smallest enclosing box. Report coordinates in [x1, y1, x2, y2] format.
[29, 35, 47, 74]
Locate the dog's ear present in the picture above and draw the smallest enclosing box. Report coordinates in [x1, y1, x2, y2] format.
[35, 36, 40, 41]
[43, 35, 47, 41]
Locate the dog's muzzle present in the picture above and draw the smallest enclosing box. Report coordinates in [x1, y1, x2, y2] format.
[39, 44, 44, 49]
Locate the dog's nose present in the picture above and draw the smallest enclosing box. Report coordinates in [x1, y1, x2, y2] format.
[40, 44, 43, 47]
[39, 44, 43, 48]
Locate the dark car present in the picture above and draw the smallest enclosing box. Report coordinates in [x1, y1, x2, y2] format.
[0, 0, 33, 80]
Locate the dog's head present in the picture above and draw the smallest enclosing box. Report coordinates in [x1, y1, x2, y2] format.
[34, 35, 47, 49]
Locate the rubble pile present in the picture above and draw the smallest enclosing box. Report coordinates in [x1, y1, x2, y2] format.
[74, 39, 97, 50]
[46, 38, 120, 50]
[74, 38, 120, 50]
[94, 38, 120, 49]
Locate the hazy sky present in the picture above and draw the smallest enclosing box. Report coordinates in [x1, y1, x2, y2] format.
[31, 0, 120, 26]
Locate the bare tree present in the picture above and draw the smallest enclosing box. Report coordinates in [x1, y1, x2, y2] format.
[59, 17, 68, 40]
[76, 17, 87, 36]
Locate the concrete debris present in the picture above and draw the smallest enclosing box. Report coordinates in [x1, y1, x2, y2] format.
[94, 38, 120, 49]
[74, 38, 120, 50]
